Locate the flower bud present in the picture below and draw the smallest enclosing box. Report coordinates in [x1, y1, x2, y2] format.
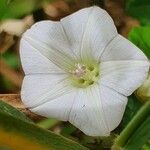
[136, 72, 150, 102]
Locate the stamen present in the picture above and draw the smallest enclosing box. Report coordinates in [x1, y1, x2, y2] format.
[70, 61, 100, 88]
[73, 63, 86, 78]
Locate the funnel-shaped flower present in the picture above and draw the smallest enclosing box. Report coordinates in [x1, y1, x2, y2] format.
[20, 6, 149, 136]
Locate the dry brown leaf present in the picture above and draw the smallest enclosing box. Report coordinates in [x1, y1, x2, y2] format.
[0, 16, 34, 36]
[120, 16, 140, 37]
[104, 0, 140, 37]
[43, 0, 70, 20]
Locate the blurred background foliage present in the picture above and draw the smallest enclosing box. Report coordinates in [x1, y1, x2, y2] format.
[0, 0, 150, 150]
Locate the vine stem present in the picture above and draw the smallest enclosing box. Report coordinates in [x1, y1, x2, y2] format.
[111, 101, 150, 150]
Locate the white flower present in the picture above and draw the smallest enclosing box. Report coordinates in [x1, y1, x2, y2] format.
[20, 6, 149, 136]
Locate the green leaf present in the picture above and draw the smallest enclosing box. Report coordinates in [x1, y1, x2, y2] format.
[142, 142, 150, 150]
[0, 0, 43, 20]
[2, 50, 20, 69]
[0, 100, 32, 123]
[120, 95, 142, 130]
[124, 117, 150, 150]
[0, 101, 89, 150]
[0, 75, 15, 92]
[126, 0, 150, 25]
[128, 26, 150, 59]
[112, 101, 150, 150]
[61, 123, 77, 136]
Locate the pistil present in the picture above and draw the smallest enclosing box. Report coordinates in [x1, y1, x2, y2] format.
[70, 61, 100, 88]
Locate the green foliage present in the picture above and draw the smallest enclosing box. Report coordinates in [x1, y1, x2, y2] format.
[0, 101, 89, 150]
[126, 0, 150, 25]
[120, 95, 142, 130]
[0, 101, 32, 123]
[112, 101, 150, 150]
[0, 0, 44, 20]
[0, 76, 14, 92]
[2, 50, 20, 69]
[128, 26, 150, 59]
[124, 117, 150, 150]
[142, 142, 150, 150]
[61, 123, 77, 136]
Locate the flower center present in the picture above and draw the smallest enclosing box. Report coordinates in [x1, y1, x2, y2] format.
[70, 61, 100, 88]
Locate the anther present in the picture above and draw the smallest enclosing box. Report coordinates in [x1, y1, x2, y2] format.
[73, 63, 86, 78]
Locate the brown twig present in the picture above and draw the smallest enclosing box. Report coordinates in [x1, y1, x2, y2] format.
[0, 32, 15, 53]
[0, 94, 44, 121]
[0, 59, 23, 88]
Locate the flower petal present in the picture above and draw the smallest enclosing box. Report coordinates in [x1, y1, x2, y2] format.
[69, 84, 127, 136]
[31, 91, 77, 121]
[100, 60, 150, 96]
[21, 21, 76, 72]
[20, 39, 64, 74]
[101, 35, 148, 61]
[98, 85, 127, 132]
[69, 85, 109, 136]
[21, 74, 72, 108]
[61, 6, 117, 60]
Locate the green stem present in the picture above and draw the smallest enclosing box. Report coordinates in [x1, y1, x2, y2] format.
[112, 101, 150, 150]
